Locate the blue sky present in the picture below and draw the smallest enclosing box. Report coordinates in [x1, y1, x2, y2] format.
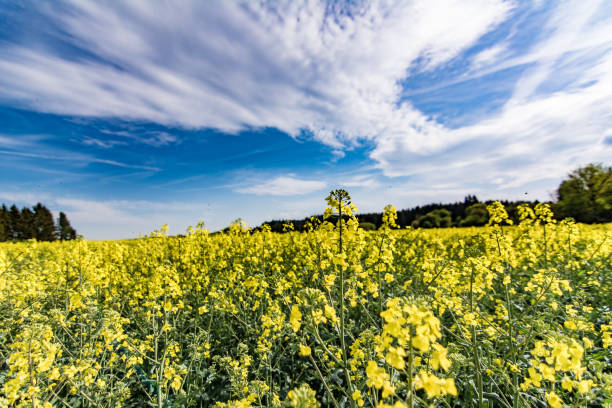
[1, 0, 611, 239]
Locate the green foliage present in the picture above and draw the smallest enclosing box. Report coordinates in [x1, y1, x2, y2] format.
[359, 221, 377, 231]
[413, 209, 452, 228]
[458, 203, 489, 227]
[554, 163, 612, 223]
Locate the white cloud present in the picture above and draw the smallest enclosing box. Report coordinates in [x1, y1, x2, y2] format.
[0, 135, 28, 148]
[370, 0, 612, 194]
[98, 130, 178, 147]
[236, 176, 326, 196]
[0, 0, 511, 148]
[0, 149, 160, 171]
[340, 174, 381, 189]
[0, 191, 52, 205]
[82, 137, 127, 148]
[472, 44, 508, 69]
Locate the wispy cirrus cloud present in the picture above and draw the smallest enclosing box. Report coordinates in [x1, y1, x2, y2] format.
[82, 137, 127, 149]
[0, 0, 512, 148]
[372, 0, 612, 188]
[235, 176, 326, 196]
[0, 148, 160, 171]
[98, 130, 178, 147]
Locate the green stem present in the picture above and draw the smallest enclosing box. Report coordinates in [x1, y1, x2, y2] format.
[408, 328, 414, 408]
[338, 198, 356, 407]
[505, 284, 518, 408]
[470, 266, 483, 408]
[309, 354, 340, 408]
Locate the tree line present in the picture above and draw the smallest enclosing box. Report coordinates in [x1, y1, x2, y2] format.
[258, 163, 611, 232]
[0, 203, 77, 242]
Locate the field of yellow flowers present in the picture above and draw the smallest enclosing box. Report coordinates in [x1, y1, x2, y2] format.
[1, 192, 610, 408]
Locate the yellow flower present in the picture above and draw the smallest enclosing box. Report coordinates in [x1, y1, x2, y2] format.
[414, 371, 455, 398]
[324, 273, 337, 289]
[351, 389, 364, 407]
[577, 379, 593, 393]
[539, 363, 555, 382]
[545, 391, 562, 408]
[520, 379, 531, 391]
[444, 378, 457, 396]
[385, 346, 406, 370]
[411, 334, 430, 353]
[430, 344, 451, 371]
[384, 321, 404, 340]
[366, 361, 388, 389]
[298, 345, 311, 357]
[532, 341, 547, 357]
[290, 305, 302, 332]
[324, 304, 338, 325]
[564, 320, 577, 330]
[561, 376, 573, 392]
[528, 367, 542, 387]
[286, 384, 320, 408]
[382, 381, 396, 398]
[48, 367, 60, 381]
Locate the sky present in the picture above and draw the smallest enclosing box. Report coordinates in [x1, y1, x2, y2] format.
[1, 0, 611, 240]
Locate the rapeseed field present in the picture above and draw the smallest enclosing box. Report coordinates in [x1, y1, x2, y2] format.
[1, 193, 610, 407]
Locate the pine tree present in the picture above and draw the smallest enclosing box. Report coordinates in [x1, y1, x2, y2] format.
[57, 212, 77, 240]
[9, 204, 21, 240]
[34, 203, 57, 241]
[19, 207, 36, 239]
[0, 204, 9, 241]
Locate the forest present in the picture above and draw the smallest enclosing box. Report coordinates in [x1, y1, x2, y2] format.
[0, 203, 77, 241]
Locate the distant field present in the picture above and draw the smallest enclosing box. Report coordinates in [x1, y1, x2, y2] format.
[0, 203, 610, 407]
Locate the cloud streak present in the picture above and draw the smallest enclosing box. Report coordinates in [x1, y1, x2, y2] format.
[0, 148, 160, 171]
[235, 176, 326, 196]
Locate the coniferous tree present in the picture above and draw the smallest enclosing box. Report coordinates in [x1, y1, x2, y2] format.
[0, 204, 9, 241]
[19, 207, 36, 239]
[9, 204, 21, 240]
[34, 203, 57, 241]
[57, 212, 77, 240]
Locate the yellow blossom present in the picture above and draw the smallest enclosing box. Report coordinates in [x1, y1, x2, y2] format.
[545, 391, 562, 408]
[299, 345, 311, 357]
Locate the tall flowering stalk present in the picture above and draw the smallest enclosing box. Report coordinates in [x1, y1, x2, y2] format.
[325, 189, 358, 406]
